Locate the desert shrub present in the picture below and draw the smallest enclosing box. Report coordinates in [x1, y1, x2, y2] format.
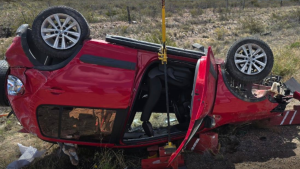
[9, 8, 43, 33]
[179, 24, 194, 32]
[188, 18, 206, 25]
[141, 5, 158, 18]
[240, 17, 265, 34]
[216, 7, 230, 21]
[290, 42, 300, 48]
[190, 8, 203, 17]
[271, 13, 282, 20]
[216, 7, 225, 14]
[273, 9, 300, 25]
[272, 47, 300, 80]
[183, 41, 192, 49]
[295, 9, 300, 21]
[206, 39, 225, 57]
[214, 27, 227, 40]
[119, 25, 129, 35]
[26, 146, 140, 169]
[144, 30, 177, 47]
[83, 11, 99, 23]
[173, 17, 181, 23]
[250, 0, 260, 7]
[105, 8, 118, 17]
[92, 149, 127, 169]
[219, 14, 229, 21]
[116, 9, 130, 21]
[0, 37, 14, 60]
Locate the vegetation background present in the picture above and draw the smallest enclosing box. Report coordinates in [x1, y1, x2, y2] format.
[1, 0, 300, 168]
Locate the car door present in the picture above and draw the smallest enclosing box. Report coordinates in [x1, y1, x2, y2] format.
[32, 41, 138, 143]
[168, 47, 218, 166]
[36, 41, 138, 109]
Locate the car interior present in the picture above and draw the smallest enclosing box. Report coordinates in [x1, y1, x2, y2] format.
[123, 62, 196, 140]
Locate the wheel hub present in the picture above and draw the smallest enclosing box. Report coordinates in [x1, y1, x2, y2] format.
[41, 13, 81, 50]
[234, 43, 267, 76]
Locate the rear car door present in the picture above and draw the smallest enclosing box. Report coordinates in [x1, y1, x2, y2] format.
[37, 41, 138, 109]
[168, 47, 218, 165]
[32, 41, 138, 143]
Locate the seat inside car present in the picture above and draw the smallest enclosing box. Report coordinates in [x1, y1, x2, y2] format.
[141, 65, 193, 137]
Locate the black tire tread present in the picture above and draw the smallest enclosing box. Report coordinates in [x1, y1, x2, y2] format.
[0, 60, 9, 107]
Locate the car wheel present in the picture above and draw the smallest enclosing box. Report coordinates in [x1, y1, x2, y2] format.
[0, 60, 9, 107]
[32, 6, 90, 59]
[225, 37, 274, 83]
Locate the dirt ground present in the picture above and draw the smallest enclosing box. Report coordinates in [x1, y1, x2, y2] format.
[185, 125, 300, 169]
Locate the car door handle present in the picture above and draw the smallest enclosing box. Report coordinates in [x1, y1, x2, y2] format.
[48, 88, 65, 95]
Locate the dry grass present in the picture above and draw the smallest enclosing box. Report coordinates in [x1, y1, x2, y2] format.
[0, 38, 13, 60]
[214, 27, 228, 40]
[24, 147, 139, 169]
[0, 108, 54, 168]
[272, 47, 300, 81]
[240, 16, 265, 34]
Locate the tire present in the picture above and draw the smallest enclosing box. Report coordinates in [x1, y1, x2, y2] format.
[0, 60, 9, 107]
[225, 37, 274, 83]
[32, 6, 90, 59]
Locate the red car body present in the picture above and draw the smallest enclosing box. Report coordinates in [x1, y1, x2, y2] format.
[4, 25, 296, 161]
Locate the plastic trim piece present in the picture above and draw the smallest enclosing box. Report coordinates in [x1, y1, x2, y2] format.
[106, 35, 205, 59]
[80, 54, 136, 70]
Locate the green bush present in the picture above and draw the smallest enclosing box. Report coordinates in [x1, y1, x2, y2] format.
[144, 30, 176, 47]
[190, 8, 203, 17]
[83, 11, 99, 23]
[250, 0, 260, 7]
[105, 9, 118, 17]
[240, 17, 265, 34]
[272, 47, 300, 80]
[215, 27, 227, 40]
[290, 42, 300, 48]
[219, 14, 229, 21]
[119, 25, 129, 35]
[0, 37, 14, 60]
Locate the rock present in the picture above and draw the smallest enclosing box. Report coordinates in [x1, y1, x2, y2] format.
[203, 35, 209, 39]
[261, 32, 272, 36]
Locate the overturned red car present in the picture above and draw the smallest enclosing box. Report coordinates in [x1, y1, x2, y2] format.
[2, 6, 300, 168]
